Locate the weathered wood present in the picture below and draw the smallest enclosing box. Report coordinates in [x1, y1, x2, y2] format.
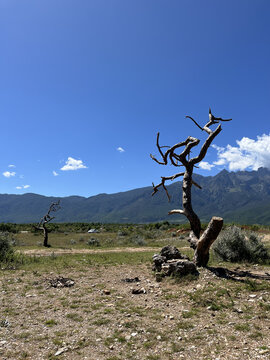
[194, 217, 223, 267]
[151, 108, 231, 267]
[34, 200, 60, 247]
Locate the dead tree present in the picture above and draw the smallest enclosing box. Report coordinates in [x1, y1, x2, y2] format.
[34, 200, 61, 247]
[151, 108, 231, 267]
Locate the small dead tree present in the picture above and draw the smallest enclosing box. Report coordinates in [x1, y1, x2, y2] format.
[151, 108, 231, 267]
[34, 200, 61, 247]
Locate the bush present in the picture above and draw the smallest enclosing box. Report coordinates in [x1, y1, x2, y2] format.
[213, 226, 269, 263]
[130, 235, 146, 246]
[0, 233, 14, 262]
[118, 230, 128, 237]
[87, 238, 100, 247]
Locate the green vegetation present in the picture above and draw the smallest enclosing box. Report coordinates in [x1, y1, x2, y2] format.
[0, 232, 14, 261]
[0, 232, 27, 268]
[213, 226, 269, 263]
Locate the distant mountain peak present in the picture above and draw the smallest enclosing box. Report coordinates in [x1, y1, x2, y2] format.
[0, 168, 269, 224]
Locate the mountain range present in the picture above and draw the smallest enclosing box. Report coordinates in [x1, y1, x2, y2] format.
[0, 168, 269, 224]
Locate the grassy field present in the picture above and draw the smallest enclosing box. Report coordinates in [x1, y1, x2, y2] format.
[13, 227, 192, 250]
[0, 227, 270, 359]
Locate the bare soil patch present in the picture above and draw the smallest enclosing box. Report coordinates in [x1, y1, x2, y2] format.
[21, 247, 162, 257]
[1, 261, 270, 360]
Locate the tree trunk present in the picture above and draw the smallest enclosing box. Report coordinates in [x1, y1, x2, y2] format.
[150, 108, 231, 269]
[182, 167, 201, 239]
[43, 226, 49, 247]
[193, 216, 223, 267]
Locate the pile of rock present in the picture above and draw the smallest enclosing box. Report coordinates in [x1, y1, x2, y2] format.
[152, 245, 199, 280]
[48, 277, 75, 288]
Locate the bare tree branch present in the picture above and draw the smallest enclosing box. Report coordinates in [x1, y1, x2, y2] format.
[185, 116, 204, 131]
[190, 124, 222, 165]
[35, 200, 61, 247]
[192, 180, 202, 189]
[151, 108, 231, 267]
[209, 107, 232, 122]
[152, 173, 185, 201]
[152, 172, 201, 201]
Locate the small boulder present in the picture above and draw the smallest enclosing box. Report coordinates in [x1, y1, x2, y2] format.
[160, 245, 190, 261]
[161, 259, 199, 277]
[152, 246, 199, 279]
[152, 254, 166, 272]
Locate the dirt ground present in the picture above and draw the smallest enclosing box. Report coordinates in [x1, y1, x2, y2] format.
[21, 247, 163, 257]
[0, 261, 270, 360]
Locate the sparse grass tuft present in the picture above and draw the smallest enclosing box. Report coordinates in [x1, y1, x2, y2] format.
[45, 319, 57, 327]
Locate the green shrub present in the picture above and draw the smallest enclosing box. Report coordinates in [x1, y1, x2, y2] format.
[129, 235, 146, 246]
[87, 238, 100, 246]
[0, 233, 27, 268]
[0, 232, 15, 262]
[213, 226, 269, 263]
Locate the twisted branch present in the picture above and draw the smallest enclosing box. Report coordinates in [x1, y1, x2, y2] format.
[151, 108, 231, 217]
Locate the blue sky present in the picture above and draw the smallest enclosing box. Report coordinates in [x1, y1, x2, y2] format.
[1, 0, 269, 197]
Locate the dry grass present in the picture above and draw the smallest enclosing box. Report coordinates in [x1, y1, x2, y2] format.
[0, 254, 270, 359]
[0, 231, 269, 359]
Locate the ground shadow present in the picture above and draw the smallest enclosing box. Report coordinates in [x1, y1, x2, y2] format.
[206, 266, 270, 282]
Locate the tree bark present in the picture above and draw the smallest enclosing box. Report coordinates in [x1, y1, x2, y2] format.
[193, 216, 223, 267]
[182, 166, 201, 239]
[43, 226, 49, 247]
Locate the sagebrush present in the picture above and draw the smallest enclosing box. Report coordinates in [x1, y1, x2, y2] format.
[213, 226, 269, 263]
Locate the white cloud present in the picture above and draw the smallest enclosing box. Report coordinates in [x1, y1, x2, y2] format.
[16, 185, 30, 190]
[117, 147, 125, 153]
[199, 161, 215, 170]
[53, 171, 59, 176]
[212, 134, 270, 171]
[60, 157, 87, 171]
[3, 171, 16, 178]
[8, 164, 15, 168]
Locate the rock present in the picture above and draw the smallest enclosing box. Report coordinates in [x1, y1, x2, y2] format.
[160, 246, 186, 260]
[55, 347, 68, 356]
[131, 288, 146, 294]
[259, 349, 269, 355]
[121, 277, 140, 283]
[152, 246, 197, 279]
[161, 259, 199, 277]
[0, 319, 10, 328]
[152, 254, 166, 272]
[48, 277, 74, 288]
[233, 308, 243, 313]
